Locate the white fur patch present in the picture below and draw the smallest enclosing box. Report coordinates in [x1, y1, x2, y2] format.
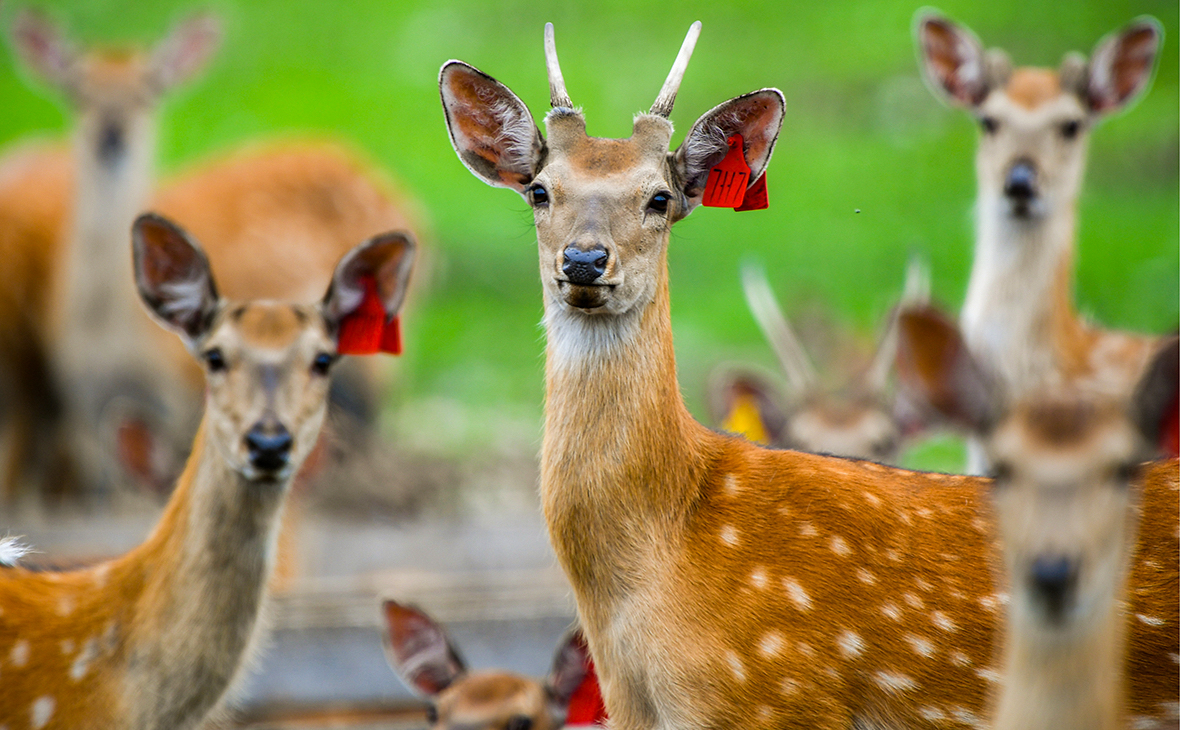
[726, 651, 746, 682]
[836, 631, 865, 659]
[749, 566, 768, 590]
[881, 603, 903, 622]
[720, 525, 740, 547]
[1136, 614, 1165, 627]
[0, 537, 30, 567]
[783, 578, 812, 610]
[70, 638, 100, 681]
[31, 697, 54, 729]
[829, 535, 851, 557]
[758, 631, 784, 658]
[873, 671, 917, 694]
[931, 611, 957, 632]
[10, 640, 29, 667]
[905, 634, 935, 658]
[950, 651, 973, 668]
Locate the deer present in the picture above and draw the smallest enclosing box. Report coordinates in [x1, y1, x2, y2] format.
[439, 21, 1179, 728]
[895, 305, 1179, 730]
[708, 258, 929, 461]
[0, 212, 415, 730]
[7, 9, 417, 498]
[914, 11, 1168, 470]
[382, 600, 603, 729]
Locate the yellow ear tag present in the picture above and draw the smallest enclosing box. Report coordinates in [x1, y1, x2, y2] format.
[723, 394, 769, 444]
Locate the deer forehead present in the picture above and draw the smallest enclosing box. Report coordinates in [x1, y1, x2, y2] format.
[215, 303, 322, 352]
[983, 75, 1085, 125]
[79, 50, 148, 86]
[991, 402, 1139, 480]
[441, 671, 543, 715]
[544, 112, 673, 176]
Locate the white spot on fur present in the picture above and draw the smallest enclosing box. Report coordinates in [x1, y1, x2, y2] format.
[798, 522, 817, 537]
[881, 602, 902, 621]
[783, 578, 812, 610]
[1136, 613, 1165, 627]
[10, 640, 29, 666]
[756, 705, 773, 723]
[0, 537, 30, 566]
[856, 568, 876, 585]
[978, 594, 1001, 612]
[919, 706, 947, 721]
[758, 631, 784, 658]
[950, 651, 972, 667]
[720, 525, 740, 547]
[796, 642, 815, 657]
[92, 563, 111, 588]
[950, 707, 981, 727]
[904, 592, 924, 609]
[905, 634, 935, 658]
[1170, 653, 1180, 664]
[781, 677, 800, 695]
[873, 671, 917, 694]
[1131, 718, 1159, 730]
[31, 697, 54, 729]
[916, 507, 933, 519]
[886, 549, 903, 562]
[914, 577, 932, 592]
[931, 611, 957, 632]
[70, 638, 99, 681]
[864, 491, 882, 507]
[976, 667, 1001, 684]
[56, 596, 74, 617]
[726, 651, 745, 682]
[723, 474, 740, 496]
[59, 639, 74, 655]
[836, 631, 865, 659]
[749, 566, 768, 590]
[829, 535, 851, 557]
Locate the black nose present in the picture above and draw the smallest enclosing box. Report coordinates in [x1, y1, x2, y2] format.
[1030, 555, 1077, 619]
[1004, 160, 1037, 201]
[99, 120, 125, 164]
[562, 245, 608, 285]
[244, 422, 292, 474]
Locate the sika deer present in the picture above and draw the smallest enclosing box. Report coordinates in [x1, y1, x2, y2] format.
[440, 22, 1178, 728]
[0, 213, 415, 730]
[914, 12, 1168, 468]
[896, 306, 1179, 730]
[709, 259, 929, 461]
[382, 600, 600, 729]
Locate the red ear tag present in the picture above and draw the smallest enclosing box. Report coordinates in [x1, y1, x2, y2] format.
[336, 277, 385, 355]
[379, 316, 402, 355]
[734, 171, 768, 211]
[701, 135, 750, 208]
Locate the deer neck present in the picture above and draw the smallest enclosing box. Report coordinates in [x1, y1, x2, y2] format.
[993, 592, 1127, 730]
[961, 194, 1086, 395]
[119, 417, 288, 729]
[541, 254, 709, 608]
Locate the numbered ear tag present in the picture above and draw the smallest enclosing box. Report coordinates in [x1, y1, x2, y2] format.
[735, 171, 768, 211]
[337, 276, 403, 356]
[701, 135, 750, 208]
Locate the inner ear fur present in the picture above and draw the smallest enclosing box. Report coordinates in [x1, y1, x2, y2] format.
[915, 12, 990, 108]
[381, 600, 467, 698]
[132, 213, 219, 347]
[323, 231, 416, 329]
[673, 89, 784, 204]
[439, 61, 546, 192]
[1085, 17, 1163, 115]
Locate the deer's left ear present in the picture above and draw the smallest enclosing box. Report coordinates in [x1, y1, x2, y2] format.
[545, 628, 592, 713]
[322, 231, 415, 352]
[1130, 336, 1179, 457]
[1083, 17, 1162, 116]
[149, 12, 222, 92]
[132, 213, 220, 349]
[381, 600, 467, 698]
[672, 89, 784, 210]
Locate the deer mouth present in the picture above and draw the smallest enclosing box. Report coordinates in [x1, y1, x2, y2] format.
[558, 280, 612, 310]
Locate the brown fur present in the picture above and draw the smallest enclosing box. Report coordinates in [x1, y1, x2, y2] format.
[1004, 68, 1062, 110]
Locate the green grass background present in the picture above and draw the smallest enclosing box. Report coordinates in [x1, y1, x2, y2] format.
[2, 0, 1176, 472]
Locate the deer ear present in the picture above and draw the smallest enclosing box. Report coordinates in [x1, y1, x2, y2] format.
[708, 367, 787, 446]
[9, 8, 76, 89]
[673, 89, 784, 209]
[915, 12, 990, 108]
[1130, 336, 1179, 457]
[132, 213, 220, 348]
[545, 628, 592, 711]
[440, 61, 546, 193]
[1084, 17, 1162, 116]
[322, 231, 415, 344]
[381, 600, 467, 698]
[894, 305, 997, 433]
[149, 12, 221, 92]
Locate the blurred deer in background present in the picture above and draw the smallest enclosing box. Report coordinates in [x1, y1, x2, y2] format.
[896, 306, 1179, 730]
[0, 214, 415, 730]
[915, 11, 1169, 470]
[7, 9, 419, 499]
[708, 258, 929, 461]
[441, 21, 1177, 729]
[383, 600, 602, 730]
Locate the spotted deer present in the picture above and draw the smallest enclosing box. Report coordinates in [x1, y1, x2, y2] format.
[895, 306, 1180, 730]
[709, 258, 929, 461]
[440, 22, 1178, 728]
[914, 12, 1167, 469]
[8, 9, 416, 497]
[0, 213, 415, 730]
[382, 600, 602, 729]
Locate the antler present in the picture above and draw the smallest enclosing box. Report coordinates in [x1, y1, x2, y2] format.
[741, 262, 818, 395]
[545, 22, 573, 109]
[865, 256, 931, 393]
[650, 21, 702, 117]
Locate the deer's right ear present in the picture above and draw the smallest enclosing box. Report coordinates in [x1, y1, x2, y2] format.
[149, 12, 222, 92]
[895, 305, 997, 433]
[322, 231, 416, 349]
[915, 11, 989, 108]
[132, 213, 219, 348]
[9, 9, 76, 89]
[440, 61, 546, 193]
[545, 628, 592, 712]
[382, 600, 467, 698]
[1130, 336, 1179, 457]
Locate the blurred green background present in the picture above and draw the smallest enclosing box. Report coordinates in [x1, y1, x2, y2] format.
[1, 0, 1176, 472]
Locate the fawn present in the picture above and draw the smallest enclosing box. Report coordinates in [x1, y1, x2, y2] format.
[440, 21, 1178, 728]
[896, 306, 1179, 730]
[7, 9, 416, 497]
[914, 11, 1168, 468]
[0, 213, 414, 730]
[382, 600, 601, 729]
[709, 259, 929, 461]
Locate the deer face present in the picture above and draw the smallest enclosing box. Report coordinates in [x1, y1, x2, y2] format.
[132, 213, 414, 483]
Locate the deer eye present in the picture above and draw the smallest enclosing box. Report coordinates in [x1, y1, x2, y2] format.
[1060, 119, 1081, 140]
[203, 348, 227, 373]
[647, 191, 671, 215]
[1114, 461, 1141, 485]
[980, 116, 999, 134]
[505, 716, 534, 730]
[311, 352, 335, 376]
[987, 461, 1013, 485]
[529, 184, 549, 208]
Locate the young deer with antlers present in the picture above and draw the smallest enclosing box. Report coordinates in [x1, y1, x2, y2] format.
[382, 600, 601, 730]
[441, 22, 1178, 728]
[896, 307, 1179, 730]
[0, 214, 415, 730]
[709, 259, 929, 461]
[914, 12, 1168, 467]
[7, 10, 416, 497]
